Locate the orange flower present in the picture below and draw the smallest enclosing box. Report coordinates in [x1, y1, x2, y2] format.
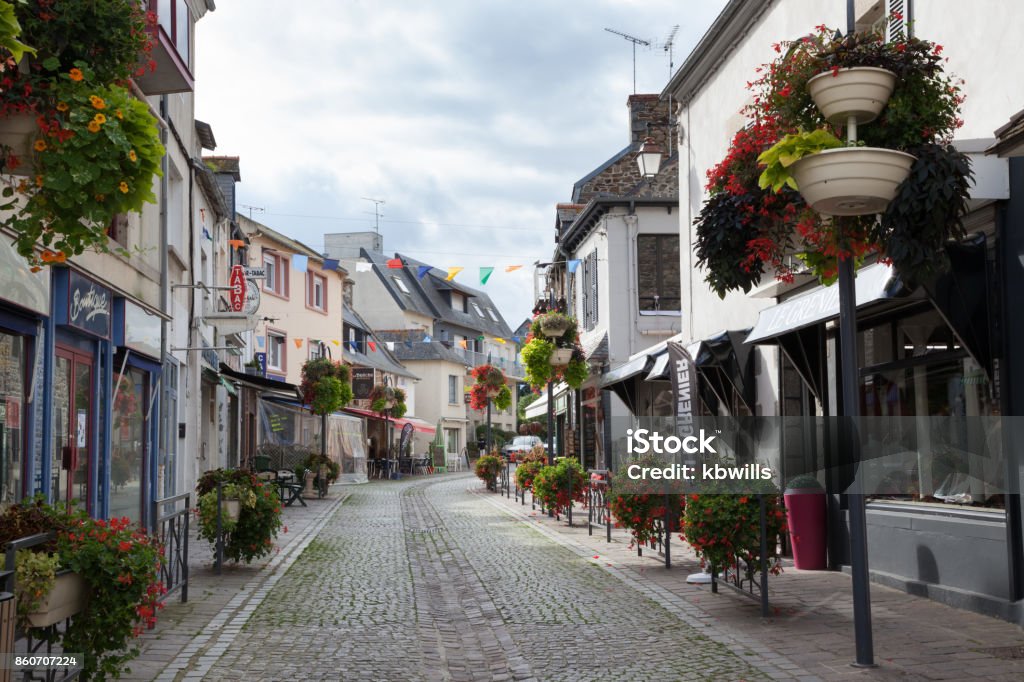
[115, 109, 123, 120]
[93, 113, 106, 125]
[69, 68, 84, 82]
[119, 181, 129, 194]
[40, 250, 66, 263]
[89, 95, 106, 109]
[94, 194, 105, 202]
[56, 102, 68, 112]
[87, 120, 100, 133]
[30, 265, 42, 273]
[34, 174, 43, 187]
[128, 149, 137, 162]
[33, 139, 47, 152]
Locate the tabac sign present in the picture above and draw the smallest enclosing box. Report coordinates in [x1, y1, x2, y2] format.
[60, 270, 112, 338]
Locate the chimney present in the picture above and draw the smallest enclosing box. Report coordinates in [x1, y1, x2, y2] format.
[628, 94, 670, 150]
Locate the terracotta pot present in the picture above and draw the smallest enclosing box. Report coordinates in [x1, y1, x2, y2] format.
[790, 147, 915, 216]
[0, 111, 37, 176]
[25, 571, 88, 628]
[807, 67, 897, 125]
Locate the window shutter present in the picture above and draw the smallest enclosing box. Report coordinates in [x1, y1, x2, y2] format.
[886, 0, 905, 41]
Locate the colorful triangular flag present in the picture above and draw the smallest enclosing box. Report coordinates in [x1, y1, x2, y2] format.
[202, 227, 212, 241]
[511, 335, 521, 344]
[567, 259, 581, 274]
[386, 341, 395, 351]
[480, 267, 494, 285]
[417, 265, 432, 280]
[356, 262, 373, 272]
[404, 340, 413, 349]
[348, 341, 358, 352]
[331, 340, 340, 346]
[423, 335, 432, 343]
[458, 339, 467, 349]
[368, 341, 377, 352]
[292, 254, 308, 272]
[446, 267, 463, 282]
[228, 239, 245, 250]
[476, 335, 485, 342]
[386, 258, 403, 269]
[256, 336, 265, 349]
[494, 337, 507, 344]
[505, 265, 522, 273]
[324, 258, 340, 271]
[294, 338, 304, 349]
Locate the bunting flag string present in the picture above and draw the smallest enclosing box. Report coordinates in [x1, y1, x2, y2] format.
[228, 239, 245, 251]
[323, 258, 340, 271]
[504, 265, 522, 273]
[356, 262, 373, 272]
[288, 333, 525, 355]
[479, 267, 494, 285]
[386, 258, 404, 269]
[458, 339, 468, 349]
[567, 259, 581, 274]
[417, 265, 432, 280]
[367, 341, 377, 352]
[446, 266, 463, 282]
[294, 338, 304, 349]
[292, 254, 308, 272]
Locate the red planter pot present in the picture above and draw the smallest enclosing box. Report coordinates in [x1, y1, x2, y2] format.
[783, 489, 827, 570]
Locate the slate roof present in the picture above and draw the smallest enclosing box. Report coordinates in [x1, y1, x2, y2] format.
[361, 250, 515, 339]
[374, 330, 471, 365]
[342, 305, 418, 379]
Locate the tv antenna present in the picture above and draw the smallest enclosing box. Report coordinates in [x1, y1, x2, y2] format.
[604, 28, 650, 93]
[660, 25, 680, 78]
[361, 197, 385, 235]
[240, 204, 264, 220]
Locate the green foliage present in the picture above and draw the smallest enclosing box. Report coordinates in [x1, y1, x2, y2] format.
[682, 483, 787, 577]
[531, 459, 587, 515]
[369, 384, 407, 418]
[195, 469, 283, 565]
[493, 383, 512, 411]
[521, 337, 554, 388]
[608, 492, 686, 548]
[562, 356, 589, 389]
[0, 0, 34, 63]
[300, 359, 353, 416]
[785, 474, 824, 491]
[300, 453, 340, 483]
[13, 550, 58, 624]
[514, 458, 545, 491]
[532, 311, 577, 344]
[757, 129, 844, 192]
[197, 483, 256, 536]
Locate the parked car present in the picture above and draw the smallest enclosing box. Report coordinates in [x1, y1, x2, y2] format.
[502, 435, 543, 459]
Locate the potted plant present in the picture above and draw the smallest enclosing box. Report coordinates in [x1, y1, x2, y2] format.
[537, 311, 572, 338]
[783, 474, 827, 570]
[530, 458, 587, 517]
[299, 358, 353, 416]
[0, 2, 163, 267]
[520, 312, 588, 389]
[1, 498, 166, 680]
[196, 469, 283, 565]
[694, 18, 971, 293]
[475, 453, 502, 491]
[244, 358, 262, 375]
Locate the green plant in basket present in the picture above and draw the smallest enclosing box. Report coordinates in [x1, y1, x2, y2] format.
[195, 469, 283, 565]
[531, 459, 587, 516]
[475, 454, 502, 491]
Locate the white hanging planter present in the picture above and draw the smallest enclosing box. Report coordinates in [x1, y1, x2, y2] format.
[539, 316, 571, 338]
[790, 147, 915, 216]
[25, 571, 89, 628]
[807, 67, 897, 125]
[549, 348, 574, 366]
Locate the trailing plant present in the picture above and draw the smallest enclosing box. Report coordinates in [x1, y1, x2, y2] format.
[299, 358, 353, 416]
[195, 469, 283, 565]
[0, 1, 33, 65]
[514, 458, 544, 491]
[468, 363, 512, 411]
[608, 457, 687, 548]
[531, 459, 587, 516]
[13, 549, 58, 624]
[681, 481, 787, 578]
[475, 454, 502, 491]
[369, 384, 407, 418]
[694, 17, 971, 293]
[197, 482, 256, 536]
[299, 452, 340, 484]
[520, 337, 589, 390]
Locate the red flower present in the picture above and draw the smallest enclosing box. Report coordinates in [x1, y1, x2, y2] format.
[118, 540, 132, 552]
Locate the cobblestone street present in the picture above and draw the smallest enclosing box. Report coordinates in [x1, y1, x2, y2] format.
[158, 475, 783, 681]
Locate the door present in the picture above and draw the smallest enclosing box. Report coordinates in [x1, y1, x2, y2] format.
[53, 347, 94, 511]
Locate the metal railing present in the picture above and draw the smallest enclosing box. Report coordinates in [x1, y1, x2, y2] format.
[636, 494, 678, 569]
[587, 470, 612, 543]
[152, 492, 191, 603]
[457, 348, 525, 380]
[709, 494, 771, 617]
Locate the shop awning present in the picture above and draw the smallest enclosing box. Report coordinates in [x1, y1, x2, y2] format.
[746, 263, 904, 343]
[341, 407, 436, 435]
[522, 382, 568, 420]
[600, 354, 653, 387]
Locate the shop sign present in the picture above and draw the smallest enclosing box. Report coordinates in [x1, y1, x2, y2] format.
[352, 367, 374, 399]
[243, 279, 261, 316]
[255, 352, 267, 376]
[67, 271, 111, 338]
[229, 265, 246, 312]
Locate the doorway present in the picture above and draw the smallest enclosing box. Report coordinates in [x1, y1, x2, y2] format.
[53, 347, 94, 512]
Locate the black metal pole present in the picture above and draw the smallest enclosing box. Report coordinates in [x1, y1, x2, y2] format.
[215, 481, 223, 575]
[547, 380, 554, 517]
[839, 256, 874, 667]
[487, 398, 492, 453]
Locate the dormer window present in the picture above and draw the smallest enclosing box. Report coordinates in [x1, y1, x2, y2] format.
[451, 291, 466, 312]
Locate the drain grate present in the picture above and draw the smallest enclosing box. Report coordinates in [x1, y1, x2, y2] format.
[406, 527, 442, 534]
[975, 646, 1024, 660]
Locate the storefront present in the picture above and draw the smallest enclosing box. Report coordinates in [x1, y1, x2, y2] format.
[0, 237, 49, 510]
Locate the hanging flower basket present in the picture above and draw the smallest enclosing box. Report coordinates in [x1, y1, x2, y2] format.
[538, 312, 572, 338]
[806, 66, 897, 125]
[790, 147, 916, 216]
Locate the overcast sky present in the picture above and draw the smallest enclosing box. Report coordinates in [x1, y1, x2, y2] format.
[195, 0, 728, 328]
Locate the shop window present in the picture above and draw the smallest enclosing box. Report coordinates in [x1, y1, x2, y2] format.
[0, 330, 25, 509]
[110, 367, 147, 523]
[637, 234, 681, 313]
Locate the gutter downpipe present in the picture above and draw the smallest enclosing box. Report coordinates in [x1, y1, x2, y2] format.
[156, 94, 170, 531]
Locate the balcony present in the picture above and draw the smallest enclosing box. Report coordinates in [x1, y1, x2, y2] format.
[136, 0, 194, 95]
[458, 348, 525, 381]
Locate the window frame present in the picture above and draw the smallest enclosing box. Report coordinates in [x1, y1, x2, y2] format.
[262, 252, 290, 299]
[448, 375, 458, 405]
[636, 234, 682, 314]
[307, 272, 327, 313]
[266, 328, 287, 372]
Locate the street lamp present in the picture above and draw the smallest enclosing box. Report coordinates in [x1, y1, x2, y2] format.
[636, 137, 663, 178]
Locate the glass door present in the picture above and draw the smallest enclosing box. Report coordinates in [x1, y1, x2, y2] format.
[53, 347, 93, 512]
